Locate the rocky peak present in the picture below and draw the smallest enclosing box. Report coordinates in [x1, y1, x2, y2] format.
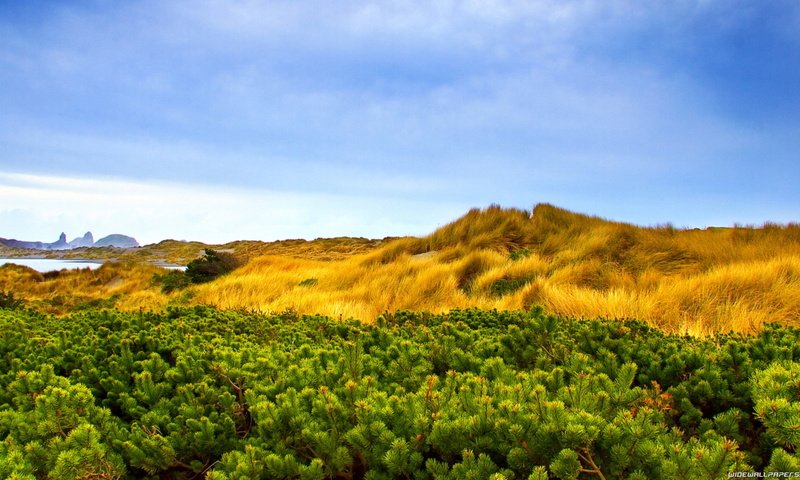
[49, 232, 70, 250]
[68, 231, 95, 248]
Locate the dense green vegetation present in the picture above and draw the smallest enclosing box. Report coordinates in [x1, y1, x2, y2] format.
[185, 249, 243, 284]
[1, 305, 799, 478]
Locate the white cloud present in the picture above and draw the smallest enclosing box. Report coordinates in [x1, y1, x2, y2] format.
[0, 172, 466, 245]
[1, 0, 797, 236]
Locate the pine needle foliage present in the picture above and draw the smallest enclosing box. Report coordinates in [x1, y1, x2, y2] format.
[2, 306, 800, 477]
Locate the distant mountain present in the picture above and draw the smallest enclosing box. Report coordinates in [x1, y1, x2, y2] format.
[0, 231, 139, 250]
[0, 238, 47, 250]
[0, 232, 66, 250]
[68, 231, 94, 248]
[50, 232, 69, 250]
[94, 234, 139, 248]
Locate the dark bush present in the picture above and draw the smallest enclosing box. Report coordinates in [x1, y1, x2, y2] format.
[153, 270, 192, 293]
[488, 275, 534, 297]
[42, 270, 62, 280]
[185, 249, 243, 284]
[0, 290, 23, 309]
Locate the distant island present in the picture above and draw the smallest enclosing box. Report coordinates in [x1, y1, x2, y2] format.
[0, 231, 139, 250]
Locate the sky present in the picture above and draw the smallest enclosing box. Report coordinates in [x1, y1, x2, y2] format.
[1, 0, 799, 245]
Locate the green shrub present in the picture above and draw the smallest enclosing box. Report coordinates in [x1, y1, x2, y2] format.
[2, 306, 799, 477]
[185, 249, 242, 284]
[752, 362, 800, 471]
[75, 294, 120, 311]
[153, 270, 192, 293]
[0, 290, 23, 310]
[488, 275, 534, 297]
[509, 247, 531, 261]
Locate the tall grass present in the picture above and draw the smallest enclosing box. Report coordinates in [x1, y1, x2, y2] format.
[5, 204, 799, 335]
[0, 262, 163, 314]
[188, 204, 800, 334]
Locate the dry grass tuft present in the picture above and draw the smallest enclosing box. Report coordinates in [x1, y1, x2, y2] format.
[184, 204, 800, 334]
[0, 262, 163, 314]
[4, 203, 799, 335]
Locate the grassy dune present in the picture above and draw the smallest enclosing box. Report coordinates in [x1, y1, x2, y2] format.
[3, 203, 799, 334]
[0, 262, 166, 314]
[191, 204, 800, 335]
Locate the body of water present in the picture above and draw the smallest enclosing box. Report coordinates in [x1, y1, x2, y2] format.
[0, 258, 186, 272]
[0, 258, 104, 272]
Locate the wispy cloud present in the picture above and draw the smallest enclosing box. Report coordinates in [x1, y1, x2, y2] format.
[0, 0, 798, 241]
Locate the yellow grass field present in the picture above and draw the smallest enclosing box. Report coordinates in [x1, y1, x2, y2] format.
[3, 203, 799, 335]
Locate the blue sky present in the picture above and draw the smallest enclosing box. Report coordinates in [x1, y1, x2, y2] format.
[1, 0, 798, 245]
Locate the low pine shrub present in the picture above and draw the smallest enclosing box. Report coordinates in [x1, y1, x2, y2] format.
[0, 306, 798, 478]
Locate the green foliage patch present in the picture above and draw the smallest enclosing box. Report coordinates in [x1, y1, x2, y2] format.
[153, 269, 192, 294]
[509, 248, 531, 261]
[185, 249, 242, 284]
[0, 290, 23, 310]
[1, 306, 799, 478]
[488, 275, 535, 297]
[298, 278, 318, 287]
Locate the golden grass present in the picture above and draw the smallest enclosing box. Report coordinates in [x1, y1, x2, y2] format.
[0, 262, 164, 314]
[3, 203, 799, 335]
[187, 204, 800, 335]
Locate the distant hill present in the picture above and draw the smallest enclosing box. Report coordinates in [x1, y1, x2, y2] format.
[94, 234, 139, 248]
[68, 232, 94, 248]
[0, 231, 139, 250]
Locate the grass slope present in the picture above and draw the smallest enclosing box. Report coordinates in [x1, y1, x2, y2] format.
[192, 204, 800, 335]
[3, 203, 800, 334]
